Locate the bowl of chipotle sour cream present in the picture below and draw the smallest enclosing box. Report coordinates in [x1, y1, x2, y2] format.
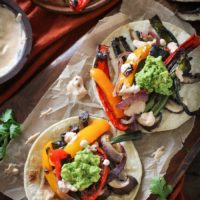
[0, 0, 32, 84]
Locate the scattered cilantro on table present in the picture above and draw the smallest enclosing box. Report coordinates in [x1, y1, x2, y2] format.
[65, 0, 69, 6]
[150, 176, 173, 200]
[0, 109, 21, 160]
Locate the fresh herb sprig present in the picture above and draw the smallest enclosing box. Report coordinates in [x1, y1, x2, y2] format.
[150, 176, 173, 200]
[0, 109, 21, 160]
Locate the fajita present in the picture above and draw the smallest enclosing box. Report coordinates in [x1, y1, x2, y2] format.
[24, 112, 142, 200]
[91, 15, 200, 132]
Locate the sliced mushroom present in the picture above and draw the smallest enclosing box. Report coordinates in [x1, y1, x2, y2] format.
[108, 176, 138, 195]
[138, 113, 162, 131]
[137, 111, 156, 127]
[100, 134, 124, 163]
[165, 99, 184, 113]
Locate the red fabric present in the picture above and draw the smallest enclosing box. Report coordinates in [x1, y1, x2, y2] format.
[169, 176, 185, 200]
[0, 0, 121, 105]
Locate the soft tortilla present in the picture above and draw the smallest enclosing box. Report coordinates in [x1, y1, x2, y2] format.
[24, 116, 142, 200]
[93, 20, 200, 132]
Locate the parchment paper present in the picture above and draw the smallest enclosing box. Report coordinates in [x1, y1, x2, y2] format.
[0, 0, 196, 200]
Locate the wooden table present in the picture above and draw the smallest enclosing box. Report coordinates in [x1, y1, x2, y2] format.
[1, 0, 200, 199]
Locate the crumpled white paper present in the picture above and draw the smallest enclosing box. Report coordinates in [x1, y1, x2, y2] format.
[0, 0, 196, 199]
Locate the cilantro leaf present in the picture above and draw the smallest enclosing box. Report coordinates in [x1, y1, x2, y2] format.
[0, 137, 9, 160]
[150, 176, 173, 200]
[0, 109, 21, 160]
[10, 123, 21, 139]
[0, 109, 14, 123]
[65, 0, 69, 6]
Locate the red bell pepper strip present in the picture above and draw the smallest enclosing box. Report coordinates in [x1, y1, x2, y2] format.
[94, 45, 110, 78]
[165, 34, 200, 66]
[94, 45, 128, 131]
[49, 149, 68, 179]
[69, 0, 90, 12]
[80, 147, 109, 200]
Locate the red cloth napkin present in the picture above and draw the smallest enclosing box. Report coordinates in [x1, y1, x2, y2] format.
[169, 176, 185, 200]
[0, 0, 121, 105]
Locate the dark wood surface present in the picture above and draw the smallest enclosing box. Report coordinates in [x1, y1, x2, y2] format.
[0, 0, 200, 200]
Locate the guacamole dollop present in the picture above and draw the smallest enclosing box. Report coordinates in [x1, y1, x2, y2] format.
[135, 56, 173, 96]
[61, 147, 101, 191]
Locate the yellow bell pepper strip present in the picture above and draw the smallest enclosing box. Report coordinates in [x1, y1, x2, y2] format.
[117, 44, 151, 93]
[90, 68, 124, 119]
[42, 141, 65, 199]
[64, 119, 110, 157]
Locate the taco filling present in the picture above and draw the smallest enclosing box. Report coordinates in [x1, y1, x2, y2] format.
[91, 15, 200, 132]
[24, 112, 142, 200]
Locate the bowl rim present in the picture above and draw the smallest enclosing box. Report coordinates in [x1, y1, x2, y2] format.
[0, 0, 32, 84]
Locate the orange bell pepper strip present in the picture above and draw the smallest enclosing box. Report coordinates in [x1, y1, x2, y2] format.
[90, 68, 124, 118]
[64, 119, 110, 157]
[42, 141, 65, 199]
[117, 44, 151, 93]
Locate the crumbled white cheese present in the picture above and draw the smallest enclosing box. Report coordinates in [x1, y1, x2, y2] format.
[175, 68, 184, 82]
[66, 76, 87, 100]
[64, 132, 77, 143]
[16, 13, 22, 22]
[137, 111, 156, 127]
[167, 42, 178, 53]
[121, 63, 132, 73]
[160, 39, 166, 46]
[40, 107, 53, 118]
[80, 139, 88, 147]
[25, 132, 40, 145]
[119, 84, 140, 95]
[127, 53, 137, 61]
[90, 142, 99, 152]
[103, 159, 110, 166]
[152, 146, 165, 160]
[58, 180, 77, 193]
[132, 39, 156, 48]
[124, 100, 146, 116]
[4, 163, 19, 176]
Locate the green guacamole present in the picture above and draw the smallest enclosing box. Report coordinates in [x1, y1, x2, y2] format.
[61, 147, 101, 191]
[135, 56, 173, 96]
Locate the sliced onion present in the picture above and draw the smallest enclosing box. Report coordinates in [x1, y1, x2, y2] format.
[126, 120, 139, 132]
[121, 116, 135, 125]
[107, 146, 127, 182]
[100, 134, 124, 163]
[116, 91, 149, 109]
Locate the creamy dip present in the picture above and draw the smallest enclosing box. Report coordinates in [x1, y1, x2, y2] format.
[0, 5, 26, 77]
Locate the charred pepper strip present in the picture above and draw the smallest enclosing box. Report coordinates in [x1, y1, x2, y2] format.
[90, 68, 124, 119]
[111, 37, 128, 63]
[96, 85, 128, 131]
[81, 147, 109, 200]
[93, 45, 128, 131]
[165, 34, 200, 67]
[150, 15, 178, 44]
[94, 45, 110, 78]
[42, 142, 65, 199]
[49, 149, 68, 179]
[69, 0, 90, 12]
[117, 44, 151, 93]
[119, 36, 132, 52]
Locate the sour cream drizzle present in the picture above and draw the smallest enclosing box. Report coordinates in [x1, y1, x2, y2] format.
[0, 5, 26, 77]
